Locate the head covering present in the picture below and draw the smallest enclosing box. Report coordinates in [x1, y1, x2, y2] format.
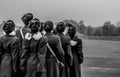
[29, 19, 39, 33]
[56, 22, 65, 33]
[33, 18, 40, 28]
[44, 21, 53, 32]
[3, 20, 15, 34]
[66, 23, 73, 27]
[22, 13, 33, 25]
[68, 24, 76, 37]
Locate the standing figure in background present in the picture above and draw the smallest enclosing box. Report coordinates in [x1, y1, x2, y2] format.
[56, 22, 73, 77]
[20, 19, 48, 77]
[44, 21, 64, 77]
[39, 22, 44, 33]
[0, 20, 20, 77]
[16, 13, 33, 51]
[67, 24, 84, 77]
[16, 13, 33, 77]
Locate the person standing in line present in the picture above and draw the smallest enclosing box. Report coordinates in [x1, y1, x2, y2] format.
[67, 23, 84, 77]
[16, 13, 33, 51]
[20, 19, 48, 77]
[0, 20, 20, 77]
[39, 22, 46, 35]
[44, 21, 64, 77]
[33, 18, 45, 36]
[56, 22, 73, 77]
[16, 13, 33, 77]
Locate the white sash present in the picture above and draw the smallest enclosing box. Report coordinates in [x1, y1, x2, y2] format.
[20, 27, 24, 39]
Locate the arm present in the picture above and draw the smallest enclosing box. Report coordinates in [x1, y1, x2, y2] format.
[15, 30, 20, 37]
[20, 39, 29, 73]
[0, 40, 3, 64]
[37, 37, 47, 72]
[77, 38, 83, 64]
[56, 37, 64, 62]
[66, 38, 73, 66]
[15, 30, 23, 49]
[12, 38, 20, 73]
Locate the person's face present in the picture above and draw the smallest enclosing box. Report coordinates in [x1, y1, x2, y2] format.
[30, 22, 38, 33]
[68, 27, 76, 37]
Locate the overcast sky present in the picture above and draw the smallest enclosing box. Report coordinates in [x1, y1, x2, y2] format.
[0, 0, 120, 27]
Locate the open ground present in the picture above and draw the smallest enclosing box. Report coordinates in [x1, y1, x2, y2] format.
[82, 39, 120, 77]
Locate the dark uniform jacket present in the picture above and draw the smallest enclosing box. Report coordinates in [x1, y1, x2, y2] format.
[20, 34, 47, 77]
[58, 33, 72, 66]
[57, 33, 73, 77]
[45, 33, 64, 77]
[69, 36, 83, 77]
[16, 26, 31, 77]
[16, 26, 31, 50]
[0, 34, 20, 77]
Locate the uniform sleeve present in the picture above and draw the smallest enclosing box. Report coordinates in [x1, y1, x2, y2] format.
[12, 38, 20, 73]
[15, 30, 19, 37]
[0, 39, 3, 64]
[66, 38, 73, 66]
[16, 29, 22, 40]
[77, 38, 84, 64]
[37, 37, 47, 72]
[20, 39, 29, 73]
[15, 29, 23, 49]
[56, 37, 64, 62]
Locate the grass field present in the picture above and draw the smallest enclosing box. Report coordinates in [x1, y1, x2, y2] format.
[82, 36, 120, 41]
[82, 39, 120, 77]
[82, 39, 120, 58]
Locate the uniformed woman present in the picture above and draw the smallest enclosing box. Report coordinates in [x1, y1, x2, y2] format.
[67, 24, 83, 77]
[56, 22, 73, 77]
[0, 20, 20, 77]
[44, 21, 64, 77]
[20, 19, 48, 77]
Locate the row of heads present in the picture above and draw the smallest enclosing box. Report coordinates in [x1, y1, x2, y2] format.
[3, 13, 34, 34]
[3, 13, 76, 36]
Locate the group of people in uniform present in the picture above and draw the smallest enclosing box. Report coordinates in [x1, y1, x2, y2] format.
[0, 13, 83, 77]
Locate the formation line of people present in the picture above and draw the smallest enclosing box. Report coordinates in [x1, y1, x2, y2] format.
[0, 13, 84, 77]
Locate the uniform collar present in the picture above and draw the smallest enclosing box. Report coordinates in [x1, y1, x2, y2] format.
[4, 31, 16, 36]
[45, 32, 53, 36]
[57, 33, 64, 36]
[9, 31, 16, 36]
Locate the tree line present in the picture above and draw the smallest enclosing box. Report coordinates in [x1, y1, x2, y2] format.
[77, 20, 120, 36]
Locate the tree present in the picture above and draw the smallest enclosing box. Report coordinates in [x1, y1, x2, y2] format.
[93, 27, 103, 36]
[102, 21, 112, 36]
[78, 20, 86, 34]
[116, 26, 120, 36]
[109, 24, 117, 36]
[86, 25, 94, 36]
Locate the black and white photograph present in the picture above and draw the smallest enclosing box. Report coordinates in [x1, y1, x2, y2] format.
[0, 0, 120, 77]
